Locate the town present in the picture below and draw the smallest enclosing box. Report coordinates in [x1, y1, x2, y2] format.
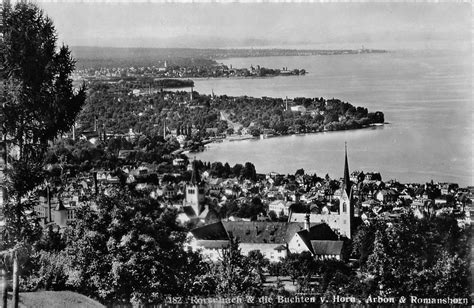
[1, 132, 471, 302]
[74, 61, 306, 82]
[10, 143, 471, 255]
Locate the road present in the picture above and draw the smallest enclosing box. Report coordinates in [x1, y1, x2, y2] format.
[220, 111, 243, 132]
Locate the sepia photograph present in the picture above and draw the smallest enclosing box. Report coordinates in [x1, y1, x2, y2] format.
[0, 0, 472, 306]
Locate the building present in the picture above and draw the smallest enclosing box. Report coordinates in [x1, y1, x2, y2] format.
[189, 217, 345, 262]
[287, 215, 344, 259]
[172, 158, 186, 167]
[181, 160, 208, 221]
[290, 105, 307, 113]
[186, 221, 230, 261]
[188, 221, 305, 262]
[33, 189, 78, 229]
[288, 145, 356, 238]
[268, 200, 290, 217]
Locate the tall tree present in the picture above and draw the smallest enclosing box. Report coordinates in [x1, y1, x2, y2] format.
[0, 2, 86, 307]
[210, 237, 264, 297]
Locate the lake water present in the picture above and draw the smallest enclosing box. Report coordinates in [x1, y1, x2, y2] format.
[189, 50, 472, 186]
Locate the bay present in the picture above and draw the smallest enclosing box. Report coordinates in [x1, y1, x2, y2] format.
[190, 50, 472, 186]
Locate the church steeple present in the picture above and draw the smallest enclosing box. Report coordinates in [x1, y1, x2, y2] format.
[185, 159, 204, 216]
[190, 159, 200, 184]
[343, 142, 351, 198]
[339, 142, 354, 239]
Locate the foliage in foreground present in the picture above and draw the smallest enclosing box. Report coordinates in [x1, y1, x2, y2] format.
[19, 200, 470, 304]
[20, 192, 271, 304]
[61, 192, 203, 304]
[352, 212, 469, 298]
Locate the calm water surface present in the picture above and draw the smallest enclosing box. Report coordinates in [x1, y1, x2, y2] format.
[189, 50, 472, 186]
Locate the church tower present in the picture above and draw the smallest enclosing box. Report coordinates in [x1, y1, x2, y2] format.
[185, 160, 205, 216]
[339, 143, 354, 238]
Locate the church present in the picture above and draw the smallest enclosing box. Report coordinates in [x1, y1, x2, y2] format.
[180, 160, 218, 223]
[288, 144, 356, 239]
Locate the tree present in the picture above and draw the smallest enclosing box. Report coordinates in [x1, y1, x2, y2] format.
[430, 251, 468, 298]
[244, 250, 269, 285]
[63, 192, 203, 305]
[282, 252, 314, 285]
[241, 162, 257, 181]
[351, 220, 385, 266]
[268, 210, 277, 221]
[209, 237, 264, 297]
[295, 168, 305, 176]
[0, 3, 86, 306]
[2, 3, 85, 151]
[360, 213, 469, 298]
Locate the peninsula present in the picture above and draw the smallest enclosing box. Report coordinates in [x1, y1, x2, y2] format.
[77, 82, 385, 152]
[74, 63, 306, 81]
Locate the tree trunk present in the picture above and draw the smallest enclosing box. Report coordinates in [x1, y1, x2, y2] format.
[12, 251, 19, 308]
[1, 265, 7, 308]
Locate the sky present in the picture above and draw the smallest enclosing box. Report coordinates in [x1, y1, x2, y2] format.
[32, 1, 472, 50]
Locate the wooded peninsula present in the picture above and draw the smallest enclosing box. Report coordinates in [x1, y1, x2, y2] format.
[77, 80, 385, 142]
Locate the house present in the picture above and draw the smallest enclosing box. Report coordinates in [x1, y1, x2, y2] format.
[290, 105, 306, 113]
[96, 170, 120, 184]
[172, 158, 186, 167]
[189, 221, 307, 262]
[205, 177, 223, 195]
[268, 200, 290, 217]
[34, 195, 77, 228]
[223, 221, 298, 263]
[310, 241, 344, 260]
[187, 221, 230, 261]
[376, 189, 399, 203]
[189, 218, 345, 262]
[287, 217, 340, 256]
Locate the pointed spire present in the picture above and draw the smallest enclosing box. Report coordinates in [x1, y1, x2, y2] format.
[343, 142, 351, 198]
[190, 158, 200, 185]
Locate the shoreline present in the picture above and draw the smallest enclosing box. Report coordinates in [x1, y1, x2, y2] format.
[180, 122, 389, 156]
[210, 122, 388, 145]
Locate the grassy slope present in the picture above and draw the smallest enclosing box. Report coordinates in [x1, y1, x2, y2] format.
[6, 291, 104, 308]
